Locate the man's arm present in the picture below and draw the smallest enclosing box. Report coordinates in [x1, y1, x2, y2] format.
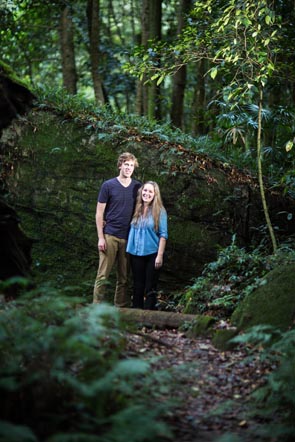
[95, 202, 107, 251]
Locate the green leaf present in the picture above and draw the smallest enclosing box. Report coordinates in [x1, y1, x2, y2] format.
[156, 74, 165, 85]
[285, 140, 293, 152]
[210, 67, 218, 79]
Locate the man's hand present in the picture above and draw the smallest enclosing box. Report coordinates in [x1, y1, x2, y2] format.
[98, 237, 106, 252]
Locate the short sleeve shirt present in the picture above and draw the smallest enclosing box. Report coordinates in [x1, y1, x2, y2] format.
[98, 177, 141, 240]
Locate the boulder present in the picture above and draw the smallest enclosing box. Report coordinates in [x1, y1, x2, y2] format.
[0, 64, 34, 286]
[2, 109, 295, 295]
[231, 263, 295, 331]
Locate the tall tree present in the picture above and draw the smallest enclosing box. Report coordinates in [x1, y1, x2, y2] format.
[136, 0, 149, 116]
[127, 0, 282, 252]
[170, 0, 192, 128]
[136, 0, 162, 120]
[147, 0, 162, 120]
[191, 58, 207, 135]
[87, 0, 106, 103]
[59, 5, 77, 94]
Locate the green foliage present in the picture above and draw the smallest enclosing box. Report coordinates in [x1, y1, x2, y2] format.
[35, 87, 223, 158]
[33, 86, 295, 198]
[0, 285, 173, 441]
[232, 326, 295, 440]
[126, 0, 281, 96]
[180, 237, 295, 317]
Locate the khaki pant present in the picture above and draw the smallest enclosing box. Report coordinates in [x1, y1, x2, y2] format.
[93, 234, 130, 307]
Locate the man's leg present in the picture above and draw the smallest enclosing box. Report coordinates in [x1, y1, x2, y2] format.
[115, 238, 131, 307]
[93, 235, 118, 303]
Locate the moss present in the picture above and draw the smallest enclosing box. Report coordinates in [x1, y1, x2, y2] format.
[231, 263, 295, 331]
[0, 61, 32, 90]
[212, 328, 239, 350]
[169, 216, 217, 248]
[184, 315, 216, 338]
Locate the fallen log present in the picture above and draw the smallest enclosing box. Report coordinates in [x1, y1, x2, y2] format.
[119, 308, 215, 335]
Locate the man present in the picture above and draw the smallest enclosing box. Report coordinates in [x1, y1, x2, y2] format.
[93, 152, 141, 307]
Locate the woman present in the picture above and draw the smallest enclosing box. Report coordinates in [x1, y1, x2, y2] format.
[126, 181, 168, 309]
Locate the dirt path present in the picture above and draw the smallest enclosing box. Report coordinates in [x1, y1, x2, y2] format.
[126, 328, 271, 442]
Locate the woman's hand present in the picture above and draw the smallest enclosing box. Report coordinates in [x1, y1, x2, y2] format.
[155, 254, 163, 268]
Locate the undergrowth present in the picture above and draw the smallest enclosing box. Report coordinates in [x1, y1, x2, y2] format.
[34, 87, 295, 197]
[179, 237, 295, 317]
[230, 325, 295, 442]
[0, 281, 173, 442]
[34, 87, 238, 166]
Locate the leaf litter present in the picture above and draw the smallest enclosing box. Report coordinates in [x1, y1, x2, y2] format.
[125, 327, 274, 442]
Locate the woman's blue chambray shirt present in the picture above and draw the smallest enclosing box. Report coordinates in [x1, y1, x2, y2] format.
[126, 209, 168, 256]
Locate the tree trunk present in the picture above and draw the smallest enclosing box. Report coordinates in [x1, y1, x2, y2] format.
[119, 308, 215, 331]
[59, 6, 77, 95]
[136, 0, 162, 120]
[192, 58, 206, 135]
[136, 0, 149, 115]
[170, 0, 192, 128]
[257, 87, 278, 253]
[147, 0, 162, 121]
[87, 0, 106, 104]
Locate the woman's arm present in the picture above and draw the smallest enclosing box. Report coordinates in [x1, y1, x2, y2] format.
[155, 237, 166, 268]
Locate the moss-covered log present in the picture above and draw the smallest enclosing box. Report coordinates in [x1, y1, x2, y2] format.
[119, 308, 215, 335]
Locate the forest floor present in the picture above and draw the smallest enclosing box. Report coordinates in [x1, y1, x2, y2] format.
[125, 327, 274, 442]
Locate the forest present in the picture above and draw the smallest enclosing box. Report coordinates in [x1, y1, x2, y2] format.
[0, 0, 295, 441]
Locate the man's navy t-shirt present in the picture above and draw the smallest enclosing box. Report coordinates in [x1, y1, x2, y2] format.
[98, 177, 141, 240]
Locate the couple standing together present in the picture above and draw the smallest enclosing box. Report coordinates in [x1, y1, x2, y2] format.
[93, 152, 168, 310]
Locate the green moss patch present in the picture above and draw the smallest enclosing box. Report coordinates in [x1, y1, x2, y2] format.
[183, 315, 216, 338]
[231, 263, 295, 331]
[212, 328, 239, 350]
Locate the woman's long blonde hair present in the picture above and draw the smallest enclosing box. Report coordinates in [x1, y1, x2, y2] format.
[131, 181, 165, 232]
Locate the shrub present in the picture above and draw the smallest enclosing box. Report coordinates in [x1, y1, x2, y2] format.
[232, 325, 295, 441]
[0, 283, 173, 442]
[180, 238, 295, 317]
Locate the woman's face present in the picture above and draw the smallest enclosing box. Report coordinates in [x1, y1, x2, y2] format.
[142, 183, 155, 204]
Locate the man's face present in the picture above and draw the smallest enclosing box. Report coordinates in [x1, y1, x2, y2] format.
[119, 160, 135, 178]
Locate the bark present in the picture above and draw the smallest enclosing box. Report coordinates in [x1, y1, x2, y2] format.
[192, 58, 206, 135]
[119, 308, 213, 331]
[59, 6, 77, 95]
[87, 0, 106, 104]
[147, 0, 162, 121]
[170, 0, 192, 128]
[257, 87, 278, 252]
[0, 67, 35, 135]
[136, 0, 162, 120]
[136, 0, 149, 115]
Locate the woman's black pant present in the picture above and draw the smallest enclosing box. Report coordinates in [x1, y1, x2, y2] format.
[129, 253, 159, 309]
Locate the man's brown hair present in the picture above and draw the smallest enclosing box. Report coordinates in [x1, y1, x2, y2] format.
[117, 152, 139, 168]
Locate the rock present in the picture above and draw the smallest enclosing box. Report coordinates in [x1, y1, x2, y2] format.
[231, 263, 295, 331]
[2, 102, 295, 293]
[0, 62, 35, 136]
[0, 64, 34, 288]
[212, 328, 239, 350]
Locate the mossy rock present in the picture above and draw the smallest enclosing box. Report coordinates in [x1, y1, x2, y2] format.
[212, 328, 239, 351]
[184, 315, 216, 338]
[231, 263, 295, 331]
